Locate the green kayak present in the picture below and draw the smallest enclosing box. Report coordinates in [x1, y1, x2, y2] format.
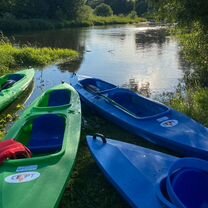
[0, 83, 81, 208]
[0, 68, 35, 111]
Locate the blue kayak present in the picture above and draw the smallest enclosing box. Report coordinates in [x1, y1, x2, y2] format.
[71, 76, 208, 159]
[87, 134, 208, 208]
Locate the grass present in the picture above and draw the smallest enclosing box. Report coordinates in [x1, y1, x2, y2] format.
[168, 87, 208, 127]
[89, 15, 146, 26]
[0, 34, 79, 71]
[0, 16, 146, 32]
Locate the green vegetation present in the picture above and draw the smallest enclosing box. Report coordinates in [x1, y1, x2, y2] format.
[0, 0, 148, 32]
[152, 0, 208, 127]
[0, 34, 79, 71]
[94, 3, 113, 17]
[91, 15, 145, 25]
[0, 16, 146, 32]
[169, 88, 208, 127]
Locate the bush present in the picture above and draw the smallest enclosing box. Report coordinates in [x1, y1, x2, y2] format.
[76, 5, 93, 22]
[128, 10, 138, 19]
[94, 3, 113, 17]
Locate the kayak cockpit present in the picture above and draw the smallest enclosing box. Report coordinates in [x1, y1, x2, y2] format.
[80, 78, 117, 93]
[15, 114, 65, 156]
[0, 73, 25, 91]
[106, 89, 169, 118]
[37, 89, 71, 108]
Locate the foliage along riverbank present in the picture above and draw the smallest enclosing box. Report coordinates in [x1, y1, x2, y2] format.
[0, 16, 146, 32]
[157, 1, 208, 128]
[0, 34, 79, 72]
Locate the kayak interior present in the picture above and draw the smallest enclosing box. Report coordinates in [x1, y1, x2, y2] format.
[80, 78, 169, 118]
[15, 114, 65, 156]
[80, 78, 117, 93]
[106, 88, 169, 118]
[37, 89, 71, 108]
[0, 73, 25, 91]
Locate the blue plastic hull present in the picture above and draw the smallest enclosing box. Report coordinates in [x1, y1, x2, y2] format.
[72, 77, 208, 159]
[87, 136, 176, 208]
[87, 136, 208, 208]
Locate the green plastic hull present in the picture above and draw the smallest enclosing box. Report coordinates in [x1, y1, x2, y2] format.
[1, 83, 81, 208]
[0, 69, 35, 111]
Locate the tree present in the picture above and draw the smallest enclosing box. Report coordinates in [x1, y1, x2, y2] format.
[76, 5, 93, 21]
[94, 3, 113, 16]
[87, 0, 104, 8]
[104, 0, 134, 15]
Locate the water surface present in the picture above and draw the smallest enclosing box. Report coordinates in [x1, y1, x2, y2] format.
[12, 25, 185, 104]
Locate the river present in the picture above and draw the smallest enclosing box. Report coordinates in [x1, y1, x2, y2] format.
[11, 25, 186, 107]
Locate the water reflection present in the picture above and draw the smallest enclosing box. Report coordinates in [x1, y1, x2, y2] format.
[58, 60, 82, 73]
[0, 82, 34, 131]
[11, 25, 184, 97]
[122, 78, 151, 97]
[11, 28, 86, 51]
[135, 27, 168, 49]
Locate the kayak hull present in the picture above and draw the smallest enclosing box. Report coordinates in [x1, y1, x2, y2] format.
[87, 135, 208, 208]
[72, 76, 208, 159]
[0, 83, 81, 208]
[0, 69, 35, 111]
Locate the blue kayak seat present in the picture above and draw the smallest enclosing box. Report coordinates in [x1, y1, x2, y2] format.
[171, 169, 208, 208]
[28, 114, 65, 154]
[48, 90, 71, 107]
[7, 74, 24, 82]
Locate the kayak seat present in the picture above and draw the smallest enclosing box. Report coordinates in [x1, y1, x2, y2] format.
[48, 89, 71, 106]
[108, 90, 168, 118]
[28, 114, 65, 154]
[7, 74, 24, 82]
[171, 169, 208, 208]
[108, 93, 146, 117]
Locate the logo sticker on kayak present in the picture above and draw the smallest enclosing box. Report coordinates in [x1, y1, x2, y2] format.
[16, 165, 38, 172]
[160, 119, 178, 128]
[5, 172, 40, 184]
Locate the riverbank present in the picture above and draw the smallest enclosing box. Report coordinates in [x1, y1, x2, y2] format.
[0, 35, 79, 72]
[0, 16, 146, 32]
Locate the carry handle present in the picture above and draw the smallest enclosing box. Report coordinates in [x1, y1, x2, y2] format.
[93, 133, 107, 144]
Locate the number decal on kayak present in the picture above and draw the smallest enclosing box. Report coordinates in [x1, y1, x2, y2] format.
[5, 172, 40, 183]
[160, 120, 178, 128]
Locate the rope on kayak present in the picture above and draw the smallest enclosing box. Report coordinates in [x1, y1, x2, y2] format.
[93, 133, 107, 144]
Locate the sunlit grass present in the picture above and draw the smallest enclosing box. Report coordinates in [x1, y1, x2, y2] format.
[0, 36, 79, 71]
[169, 88, 208, 127]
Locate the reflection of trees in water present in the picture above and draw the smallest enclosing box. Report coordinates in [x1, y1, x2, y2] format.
[135, 28, 168, 49]
[13, 28, 85, 51]
[58, 59, 82, 73]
